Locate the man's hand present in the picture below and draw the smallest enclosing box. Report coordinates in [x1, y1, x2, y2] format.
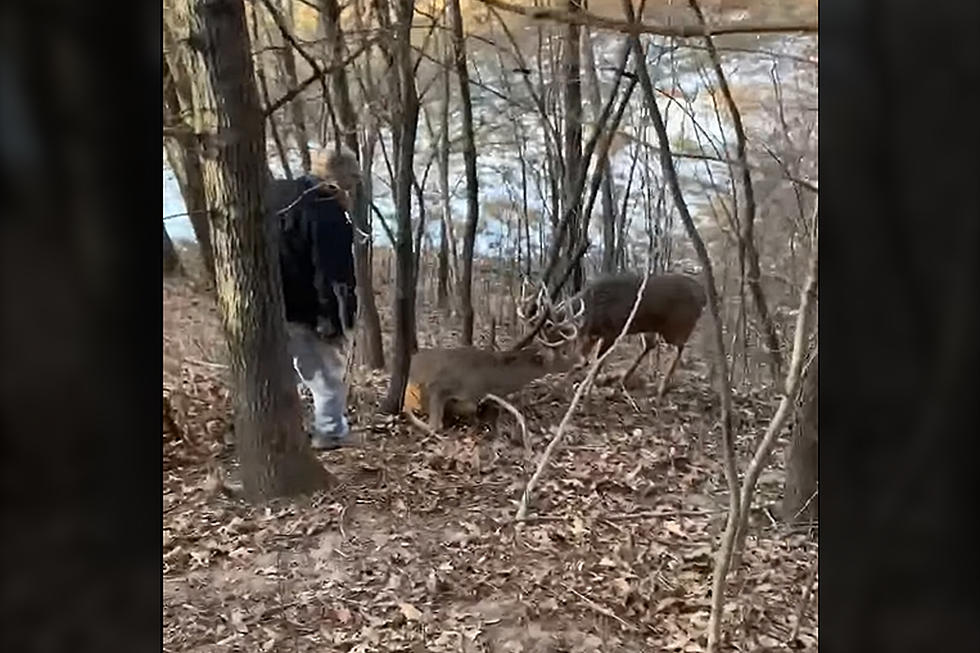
[316, 316, 338, 340]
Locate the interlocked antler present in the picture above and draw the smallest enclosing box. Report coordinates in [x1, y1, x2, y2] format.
[535, 293, 585, 348]
[516, 277, 550, 322]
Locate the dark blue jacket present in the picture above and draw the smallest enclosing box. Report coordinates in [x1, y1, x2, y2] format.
[266, 176, 357, 335]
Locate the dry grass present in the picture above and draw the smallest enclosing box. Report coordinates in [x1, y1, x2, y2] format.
[162, 262, 816, 652]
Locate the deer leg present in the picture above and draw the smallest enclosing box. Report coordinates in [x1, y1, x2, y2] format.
[657, 344, 684, 398]
[620, 334, 657, 385]
[427, 390, 447, 431]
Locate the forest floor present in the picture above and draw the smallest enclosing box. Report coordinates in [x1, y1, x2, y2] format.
[163, 277, 817, 652]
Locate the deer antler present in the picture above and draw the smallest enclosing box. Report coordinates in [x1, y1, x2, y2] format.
[516, 277, 532, 320]
[517, 278, 552, 322]
[534, 293, 583, 348]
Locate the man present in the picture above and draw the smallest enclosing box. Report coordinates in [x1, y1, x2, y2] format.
[266, 148, 361, 450]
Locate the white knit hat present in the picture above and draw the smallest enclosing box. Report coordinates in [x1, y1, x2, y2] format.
[311, 146, 361, 191]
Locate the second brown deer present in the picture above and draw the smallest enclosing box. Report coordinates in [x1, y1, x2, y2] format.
[403, 345, 576, 431]
[527, 272, 706, 397]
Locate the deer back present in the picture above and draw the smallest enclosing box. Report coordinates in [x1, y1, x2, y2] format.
[579, 273, 706, 345]
[408, 346, 571, 405]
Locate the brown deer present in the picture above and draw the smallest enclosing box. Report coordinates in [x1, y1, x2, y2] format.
[403, 345, 576, 431]
[527, 272, 706, 398]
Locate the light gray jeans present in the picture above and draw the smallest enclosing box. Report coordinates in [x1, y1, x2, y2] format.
[285, 322, 350, 449]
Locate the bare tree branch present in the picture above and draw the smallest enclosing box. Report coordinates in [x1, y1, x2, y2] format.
[732, 205, 818, 559]
[689, 0, 784, 380]
[516, 265, 652, 523]
[478, 0, 817, 39]
[264, 37, 379, 116]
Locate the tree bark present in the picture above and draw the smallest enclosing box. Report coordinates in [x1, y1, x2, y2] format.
[562, 0, 584, 291]
[163, 224, 184, 276]
[447, 0, 480, 345]
[320, 0, 385, 369]
[178, 0, 329, 500]
[782, 352, 818, 523]
[163, 57, 216, 281]
[381, 0, 420, 413]
[582, 25, 618, 274]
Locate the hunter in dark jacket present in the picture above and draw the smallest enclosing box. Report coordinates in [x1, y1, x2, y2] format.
[265, 148, 361, 450]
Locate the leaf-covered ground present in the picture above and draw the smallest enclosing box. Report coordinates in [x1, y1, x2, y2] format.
[163, 280, 817, 652]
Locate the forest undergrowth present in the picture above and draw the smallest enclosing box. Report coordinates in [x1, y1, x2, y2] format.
[163, 272, 817, 652]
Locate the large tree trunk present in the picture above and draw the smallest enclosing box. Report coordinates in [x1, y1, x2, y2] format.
[782, 352, 818, 523]
[163, 58, 215, 281]
[562, 0, 584, 292]
[381, 0, 420, 413]
[582, 26, 617, 274]
[320, 0, 385, 369]
[163, 224, 184, 276]
[178, 0, 328, 500]
[447, 0, 479, 345]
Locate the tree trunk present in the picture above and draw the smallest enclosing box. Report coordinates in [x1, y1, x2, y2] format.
[279, 0, 312, 173]
[163, 59, 215, 281]
[447, 0, 479, 345]
[688, 0, 783, 381]
[163, 224, 184, 276]
[782, 352, 818, 523]
[381, 0, 420, 413]
[178, 0, 328, 500]
[320, 0, 385, 369]
[436, 30, 454, 313]
[582, 26, 617, 274]
[437, 216, 450, 311]
[562, 0, 584, 291]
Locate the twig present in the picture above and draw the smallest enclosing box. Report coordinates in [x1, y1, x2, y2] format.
[603, 508, 727, 521]
[516, 269, 652, 523]
[787, 558, 818, 643]
[564, 585, 638, 632]
[482, 393, 530, 457]
[259, 0, 324, 81]
[404, 407, 438, 437]
[264, 37, 379, 116]
[184, 357, 229, 370]
[791, 488, 819, 523]
[513, 508, 725, 525]
[163, 209, 210, 222]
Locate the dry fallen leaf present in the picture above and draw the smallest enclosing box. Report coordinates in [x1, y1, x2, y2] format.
[612, 577, 632, 599]
[229, 608, 247, 633]
[399, 602, 423, 621]
[336, 606, 353, 623]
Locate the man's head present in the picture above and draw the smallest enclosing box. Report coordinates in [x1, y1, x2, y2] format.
[312, 146, 361, 192]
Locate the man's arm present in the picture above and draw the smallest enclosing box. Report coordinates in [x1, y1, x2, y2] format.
[309, 194, 357, 336]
